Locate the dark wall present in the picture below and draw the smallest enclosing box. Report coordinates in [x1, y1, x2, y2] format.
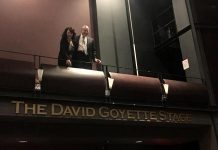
[129, 0, 203, 83]
[0, 0, 91, 64]
[188, 0, 218, 105]
[172, 0, 202, 83]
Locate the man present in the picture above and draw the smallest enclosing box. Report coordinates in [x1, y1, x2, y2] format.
[73, 25, 101, 69]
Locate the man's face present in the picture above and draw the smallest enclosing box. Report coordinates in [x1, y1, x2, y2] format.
[81, 27, 89, 37]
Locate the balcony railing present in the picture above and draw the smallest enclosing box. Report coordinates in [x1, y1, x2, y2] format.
[0, 49, 209, 108]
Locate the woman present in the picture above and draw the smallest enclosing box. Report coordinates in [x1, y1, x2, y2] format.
[58, 27, 76, 67]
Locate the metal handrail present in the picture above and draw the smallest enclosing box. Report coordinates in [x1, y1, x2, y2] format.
[0, 48, 203, 82]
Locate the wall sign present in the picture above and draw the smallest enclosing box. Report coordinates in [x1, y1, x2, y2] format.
[6, 100, 192, 123]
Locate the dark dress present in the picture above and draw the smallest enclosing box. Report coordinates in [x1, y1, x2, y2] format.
[58, 39, 75, 67]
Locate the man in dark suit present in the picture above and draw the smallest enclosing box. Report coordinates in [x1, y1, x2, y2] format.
[73, 25, 101, 69]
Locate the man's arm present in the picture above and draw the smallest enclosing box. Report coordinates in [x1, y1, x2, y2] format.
[91, 38, 101, 64]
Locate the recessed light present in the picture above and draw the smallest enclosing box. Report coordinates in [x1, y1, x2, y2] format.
[18, 140, 28, 143]
[136, 140, 143, 143]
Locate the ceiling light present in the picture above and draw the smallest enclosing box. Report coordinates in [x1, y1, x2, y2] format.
[136, 140, 143, 144]
[18, 140, 28, 143]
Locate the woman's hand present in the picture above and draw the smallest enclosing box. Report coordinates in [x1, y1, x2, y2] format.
[66, 59, 72, 67]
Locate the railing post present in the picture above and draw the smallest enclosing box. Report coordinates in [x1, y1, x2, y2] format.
[158, 73, 167, 107]
[103, 65, 111, 103]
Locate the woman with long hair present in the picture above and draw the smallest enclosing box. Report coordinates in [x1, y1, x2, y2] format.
[58, 27, 76, 67]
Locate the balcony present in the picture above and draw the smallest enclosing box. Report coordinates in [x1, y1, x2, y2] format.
[0, 50, 209, 108]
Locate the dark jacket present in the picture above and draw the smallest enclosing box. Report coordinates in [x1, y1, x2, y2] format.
[73, 35, 97, 62]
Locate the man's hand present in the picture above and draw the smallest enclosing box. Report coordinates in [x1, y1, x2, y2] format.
[66, 59, 72, 67]
[95, 58, 101, 64]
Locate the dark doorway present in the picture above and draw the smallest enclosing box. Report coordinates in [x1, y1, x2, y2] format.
[104, 142, 200, 150]
[155, 40, 186, 81]
[128, 0, 186, 81]
[0, 120, 203, 150]
[0, 141, 200, 150]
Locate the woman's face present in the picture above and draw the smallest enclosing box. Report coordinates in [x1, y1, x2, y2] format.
[67, 29, 73, 38]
